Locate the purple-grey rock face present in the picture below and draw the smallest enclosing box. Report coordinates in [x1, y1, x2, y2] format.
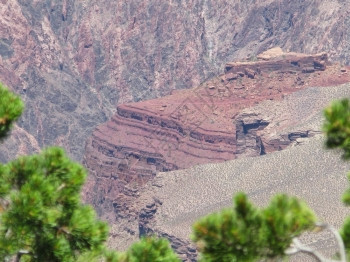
[1, 0, 350, 162]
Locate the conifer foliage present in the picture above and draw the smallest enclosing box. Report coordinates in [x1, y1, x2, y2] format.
[119, 237, 180, 262]
[324, 99, 350, 253]
[0, 82, 23, 140]
[324, 98, 350, 160]
[0, 84, 108, 261]
[192, 193, 316, 261]
[0, 83, 178, 261]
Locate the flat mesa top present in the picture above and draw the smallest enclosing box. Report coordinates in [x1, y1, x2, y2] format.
[226, 47, 328, 67]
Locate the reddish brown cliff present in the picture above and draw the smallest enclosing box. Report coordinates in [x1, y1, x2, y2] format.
[2, 0, 350, 164]
[83, 49, 350, 221]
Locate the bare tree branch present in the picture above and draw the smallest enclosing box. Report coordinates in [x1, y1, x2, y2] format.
[285, 223, 347, 262]
[14, 250, 31, 262]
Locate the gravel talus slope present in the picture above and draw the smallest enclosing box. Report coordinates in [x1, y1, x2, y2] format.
[139, 136, 350, 260]
[133, 83, 350, 260]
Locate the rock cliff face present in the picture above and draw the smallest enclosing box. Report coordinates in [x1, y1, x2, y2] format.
[134, 82, 350, 260]
[1, 0, 350, 163]
[89, 80, 350, 260]
[83, 49, 350, 224]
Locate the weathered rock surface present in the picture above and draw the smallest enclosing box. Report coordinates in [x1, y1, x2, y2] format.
[83, 50, 350, 248]
[135, 83, 350, 260]
[1, 1, 350, 259]
[2, 0, 350, 163]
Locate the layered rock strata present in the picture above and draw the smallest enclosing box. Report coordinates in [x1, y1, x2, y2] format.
[135, 83, 350, 261]
[83, 50, 350, 223]
[2, 0, 350, 163]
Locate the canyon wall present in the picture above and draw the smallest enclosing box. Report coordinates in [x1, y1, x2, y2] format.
[122, 82, 350, 260]
[83, 50, 350, 227]
[1, 0, 350, 162]
[84, 61, 350, 259]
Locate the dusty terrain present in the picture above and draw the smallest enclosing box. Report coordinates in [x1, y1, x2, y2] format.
[134, 83, 350, 260]
[137, 136, 350, 261]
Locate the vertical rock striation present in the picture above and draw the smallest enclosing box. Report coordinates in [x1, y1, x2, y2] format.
[1, 0, 350, 163]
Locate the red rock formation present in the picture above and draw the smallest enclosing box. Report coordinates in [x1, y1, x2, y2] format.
[225, 47, 329, 76]
[3, 0, 350, 164]
[83, 49, 350, 220]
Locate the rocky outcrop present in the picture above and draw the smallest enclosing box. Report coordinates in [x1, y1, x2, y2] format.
[2, 0, 350, 163]
[225, 48, 328, 78]
[235, 112, 321, 156]
[135, 83, 350, 260]
[83, 50, 350, 224]
[138, 200, 197, 261]
[235, 114, 269, 156]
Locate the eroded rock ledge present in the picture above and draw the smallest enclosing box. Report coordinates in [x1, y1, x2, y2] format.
[83, 48, 350, 230]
